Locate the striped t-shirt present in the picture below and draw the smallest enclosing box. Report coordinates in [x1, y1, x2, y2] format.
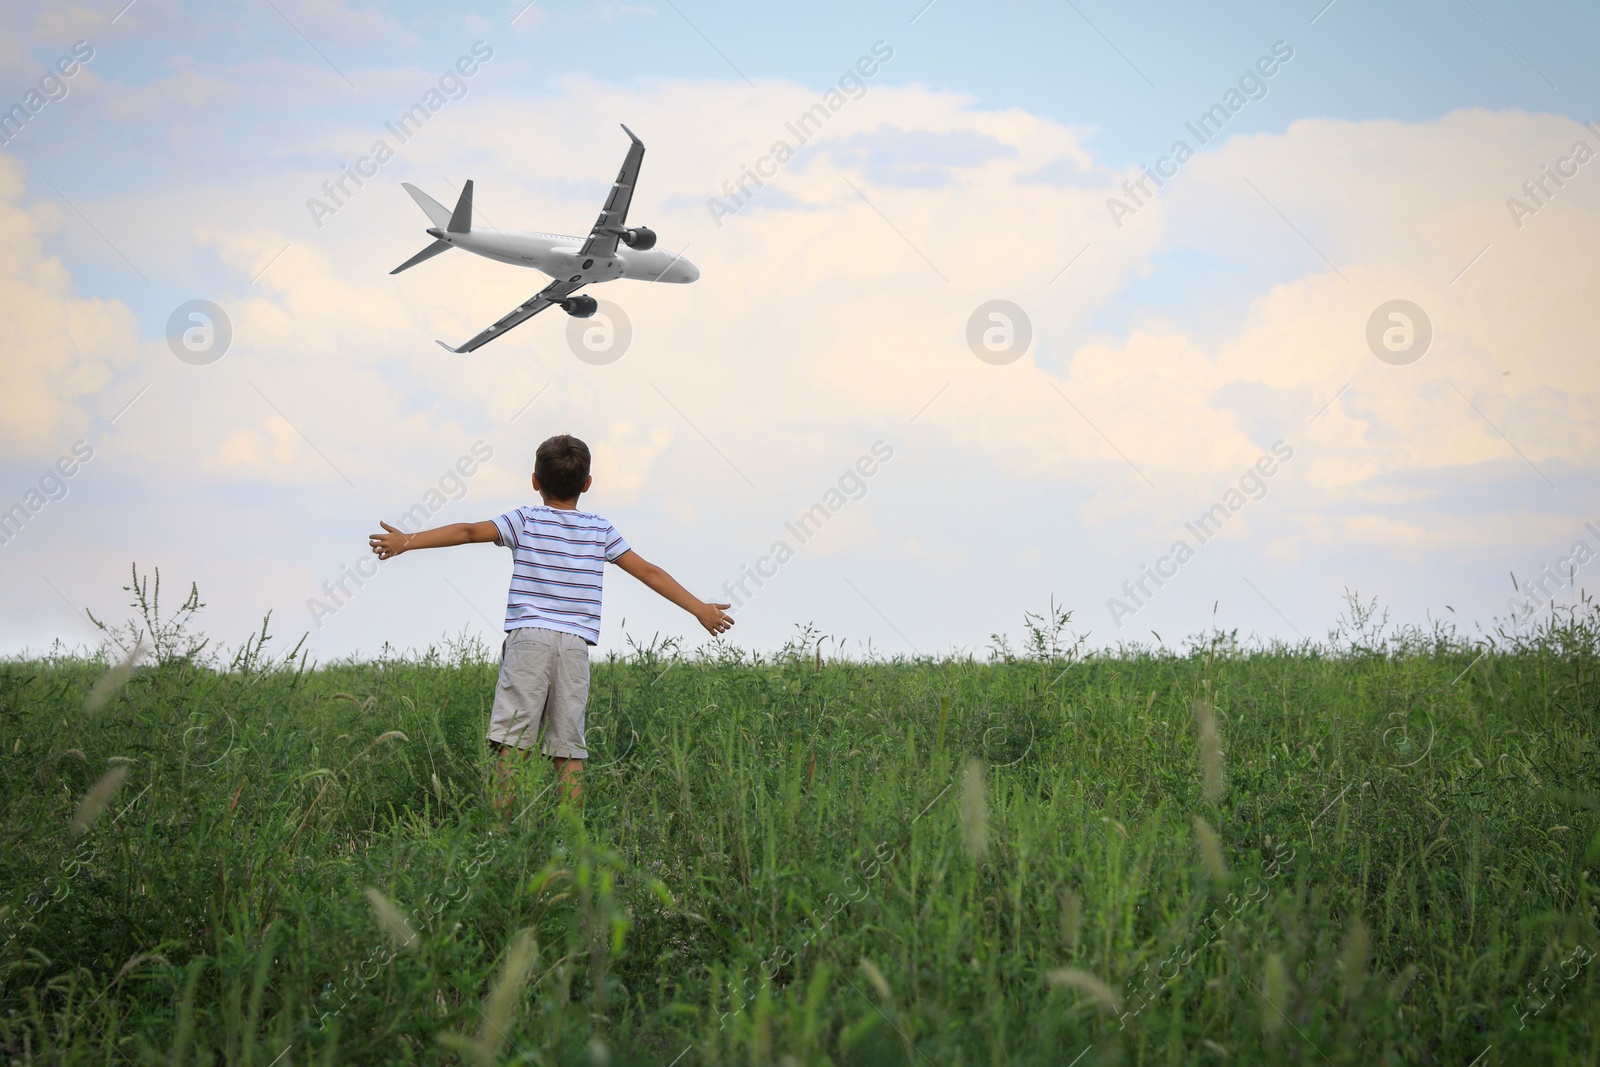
[491, 505, 631, 645]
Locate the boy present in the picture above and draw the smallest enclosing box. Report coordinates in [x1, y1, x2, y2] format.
[369, 434, 732, 802]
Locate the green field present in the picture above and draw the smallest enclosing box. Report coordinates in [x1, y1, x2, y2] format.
[3, 576, 1599, 1065]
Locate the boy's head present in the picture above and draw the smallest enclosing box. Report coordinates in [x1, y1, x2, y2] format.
[533, 434, 592, 502]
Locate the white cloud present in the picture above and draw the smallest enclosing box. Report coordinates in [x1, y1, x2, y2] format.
[5, 58, 1600, 653]
[0, 156, 140, 455]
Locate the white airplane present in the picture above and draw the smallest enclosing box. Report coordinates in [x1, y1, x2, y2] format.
[392, 124, 698, 353]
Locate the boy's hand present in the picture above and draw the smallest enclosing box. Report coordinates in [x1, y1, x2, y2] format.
[369, 519, 498, 559]
[369, 521, 412, 559]
[696, 602, 735, 635]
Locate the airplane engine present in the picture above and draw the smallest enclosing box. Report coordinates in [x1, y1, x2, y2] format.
[621, 226, 657, 250]
[561, 295, 599, 318]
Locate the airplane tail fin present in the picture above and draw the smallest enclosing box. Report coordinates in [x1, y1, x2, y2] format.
[447, 180, 473, 233]
[402, 182, 453, 228]
[390, 239, 451, 275]
[392, 180, 473, 274]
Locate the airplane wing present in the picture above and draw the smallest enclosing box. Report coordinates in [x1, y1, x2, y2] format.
[579, 125, 644, 259]
[436, 276, 587, 354]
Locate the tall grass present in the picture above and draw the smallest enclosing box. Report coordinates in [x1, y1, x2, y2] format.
[1, 572, 1597, 1064]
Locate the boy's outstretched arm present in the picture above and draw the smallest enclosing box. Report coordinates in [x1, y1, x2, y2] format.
[369, 519, 500, 559]
[613, 550, 734, 635]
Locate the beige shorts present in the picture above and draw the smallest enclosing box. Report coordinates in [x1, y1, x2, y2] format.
[487, 626, 590, 759]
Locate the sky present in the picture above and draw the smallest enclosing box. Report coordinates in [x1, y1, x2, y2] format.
[2, 0, 1598, 663]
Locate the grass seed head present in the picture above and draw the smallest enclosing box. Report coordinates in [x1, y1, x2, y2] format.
[1340, 916, 1369, 1003]
[1260, 953, 1289, 1033]
[963, 758, 987, 862]
[1046, 966, 1120, 1014]
[1060, 889, 1081, 950]
[114, 952, 169, 981]
[860, 957, 893, 1001]
[1193, 816, 1227, 889]
[73, 764, 130, 833]
[481, 929, 537, 1054]
[438, 929, 538, 1064]
[364, 887, 418, 950]
[85, 640, 146, 713]
[1389, 963, 1420, 1003]
[1193, 700, 1224, 804]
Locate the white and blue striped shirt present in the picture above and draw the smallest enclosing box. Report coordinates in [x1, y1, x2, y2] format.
[491, 505, 630, 645]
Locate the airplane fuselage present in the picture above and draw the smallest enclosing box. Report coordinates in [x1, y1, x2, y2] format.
[428, 227, 700, 285]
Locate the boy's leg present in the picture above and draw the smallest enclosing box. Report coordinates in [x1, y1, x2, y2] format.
[552, 755, 585, 803]
[489, 739, 522, 820]
[486, 628, 555, 817]
[543, 631, 591, 805]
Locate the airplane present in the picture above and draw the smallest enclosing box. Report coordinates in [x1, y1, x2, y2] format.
[391, 124, 698, 353]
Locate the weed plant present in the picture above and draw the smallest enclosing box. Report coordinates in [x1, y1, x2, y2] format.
[1, 568, 1597, 1064]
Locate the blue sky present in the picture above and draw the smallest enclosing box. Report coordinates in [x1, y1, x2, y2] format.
[2, 0, 1598, 660]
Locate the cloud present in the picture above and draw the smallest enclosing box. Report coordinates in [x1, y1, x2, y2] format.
[0, 156, 140, 455]
[6, 50, 1600, 653]
[590, 421, 675, 504]
[99, 67, 237, 123]
[506, 1, 656, 33]
[0, 5, 101, 77]
[1020, 153, 1116, 188]
[210, 416, 303, 473]
[273, 0, 402, 45]
[813, 125, 1018, 187]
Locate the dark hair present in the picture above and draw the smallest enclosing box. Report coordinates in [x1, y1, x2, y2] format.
[535, 434, 591, 500]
